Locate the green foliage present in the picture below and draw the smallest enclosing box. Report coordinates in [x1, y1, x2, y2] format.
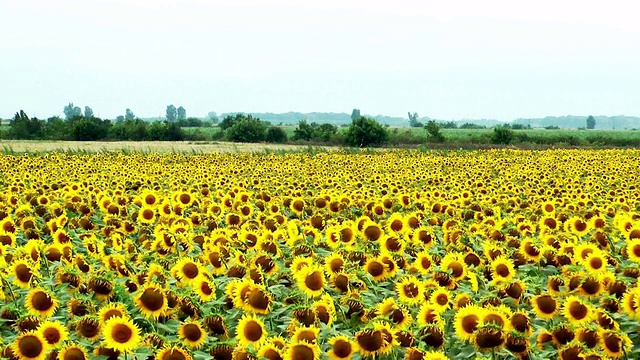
[63, 102, 83, 120]
[219, 114, 248, 130]
[84, 106, 94, 118]
[70, 116, 110, 141]
[177, 106, 187, 120]
[408, 112, 423, 127]
[424, 120, 445, 143]
[345, 116, 389, 147]
[177, 117, 204, 127]
[292, 120, 338, 142]
[587, 115, 596, 129]
[460, 123, 486, 129]
[125, 108, 135, 121]
[9, 111, 45, 139]
[226, 117, 268, 143]
[166, 105, 177, 122]
[266, 126, 288, 143]
[441, 121, 458, 129]
[491, 126, 515, 145]
[147, 121, 185, 141]
[351, 109, 361, 120]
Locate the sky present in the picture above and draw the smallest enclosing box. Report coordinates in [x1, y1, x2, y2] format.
[1, 0, 639, 121]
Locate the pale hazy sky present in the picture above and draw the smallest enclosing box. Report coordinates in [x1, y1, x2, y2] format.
[1, 0, 639, 121]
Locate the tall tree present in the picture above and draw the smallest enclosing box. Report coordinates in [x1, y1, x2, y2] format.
[177, 106, 187, 120]
[125, 108, 135, 120]
[64, 102, 83, 120]
[351, 109, 361, 120]
[84, 106, 94, 118]
[166, 105, 177, 122]
[586, 115, 596, 129]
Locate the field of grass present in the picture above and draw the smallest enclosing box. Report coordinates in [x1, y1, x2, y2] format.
[0, 140, 332, 154]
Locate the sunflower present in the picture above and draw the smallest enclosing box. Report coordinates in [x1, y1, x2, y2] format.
[490, 256, 515, 285]
[519, 238, 542, 263]
[626, 238, 640, 263]
[137, 206, 156, 225]
[203, 315, 229, 338]
[236, 314, 267, 347]
[531, 294, 558, 320]
[361, 221, 383, 242]
[454, 305, 484, 342]
[178, 320, 207, 349]
[296, 265, 325, 298]
[413, 250, 433, 275]
[562, 296, 595, 326]
[135, 284, 168, 319]
[291, 326, 319, 344]
[355, 329, 385, 357]
[25, 288, 58, 319]
[440, 253, 467, 280]
[57, 345, 89, 360]
[364, 257, 386, 282]
[37, 320, 68, 348]
[98, 303, 129, 324]
[565, 216, 590, 237]
[257, 342, 283, 360]
[328, 335, 355, 360]
[396, 276, 424, 305]
[284, 341, 319, 360]
[429, 288, 452, 312]
[11, 331, 49, 360]
[11, 259, 37, 288]
[155, 346, 193, 360]
[75, 316, 101, 341]
[172, 257, 202, 285]
[193, 276, 216, 302]
[600, 330, 632, 359]
[324, 252, 345, 275]
[102, 316, 141, 353]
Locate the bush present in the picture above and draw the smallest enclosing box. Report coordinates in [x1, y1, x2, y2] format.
[266, 126, 288, 143]
[8, 111, 45, 139]
[293, 120, 338, 142]
[70, 117, 110, 141]
[345, 116, 389, 147]
[491, 126, 514, 145]
[226, 118, 268, 143]
[388, 129, 427, 145]
[460, 123, 486, 129]
[424, 121, 445, 143]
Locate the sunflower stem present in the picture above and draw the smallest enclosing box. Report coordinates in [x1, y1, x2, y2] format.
[2, 278, 18, 307]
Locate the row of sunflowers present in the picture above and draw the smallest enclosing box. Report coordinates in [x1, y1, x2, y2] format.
[0, 149, 639, 360]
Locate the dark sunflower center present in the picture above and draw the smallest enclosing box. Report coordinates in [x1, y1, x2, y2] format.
[448, 262, 464, 278]
[330, 258, 344, 273]
[568, 301, 588, 320]
[357, 330, 383, 351]
[248, 290, 269, 310]
[603, 333, 621, 353]
[475, 329, 504, 349]
[182, 263, 199, 279]
[367, 262, 384, 277]
[161, 349, 187, 360]
[536, 295, 557, 314]
[32, 291, 54, 311]
[140, 288, 165, 311]
[19, 335, 44, 358]
[112, 323, 133, 343]
[63, 348, 86, 360]
[333, 340, 352, 357]
[244, 321, 263, 342]
[304, 271, 323, 291]
[200, 281, 213, 296]
[403, 283, 419, 298]
[16, 264, 33, 282]
[291, 344, 314, 360]
[297, 330, 316, 343]
[461, 314, 479, 333]
[77, 319, 100, 338]
[104, 309, 123, 321]
[511, 314, 528, 332]
[43, 327, 61, 344]
[183, 324, 202, 341]
[495, 264, 510, 278]
[364, 226, 381, 241]
[340, 228, 353, 243]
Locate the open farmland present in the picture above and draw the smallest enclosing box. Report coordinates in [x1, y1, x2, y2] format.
[0, 149, 639, 359]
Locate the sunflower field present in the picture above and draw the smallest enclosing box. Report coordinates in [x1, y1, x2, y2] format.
[0, 149, 639, 360]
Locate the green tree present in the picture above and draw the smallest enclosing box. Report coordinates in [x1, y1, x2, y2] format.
[166, 105, 177, 122]
[424, 120, 445, 142]
[64, 102, 82, 120]
[84, 106, 94, 118]
[351, 109, 361, 120]
[491, 126, 514, 144]
[116, 115, 125, 122]
[177, 106, 187, 120]
[408, 112, 422, 127]
[9, 110, 45, 139]
[226, 117, 268, 143]
[586, 115, 596, 129]
[266, 126, 288, 143]
[293, 120, 314, 141]
[208, 111, 219, 123]
[125, 108, 135, 120]
[345, 116, 388, 147]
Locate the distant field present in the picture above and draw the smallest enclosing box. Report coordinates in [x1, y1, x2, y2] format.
[0, 140, 332, 154]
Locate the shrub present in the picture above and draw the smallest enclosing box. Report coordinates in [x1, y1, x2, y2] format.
[491, 126, 514, 145]
[345, 116, 389, 147]
[424, 121, 445, 143]
[266, 126, 288, 143]
[70, 117, 110, 141]
[226, 118, 268, 143]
